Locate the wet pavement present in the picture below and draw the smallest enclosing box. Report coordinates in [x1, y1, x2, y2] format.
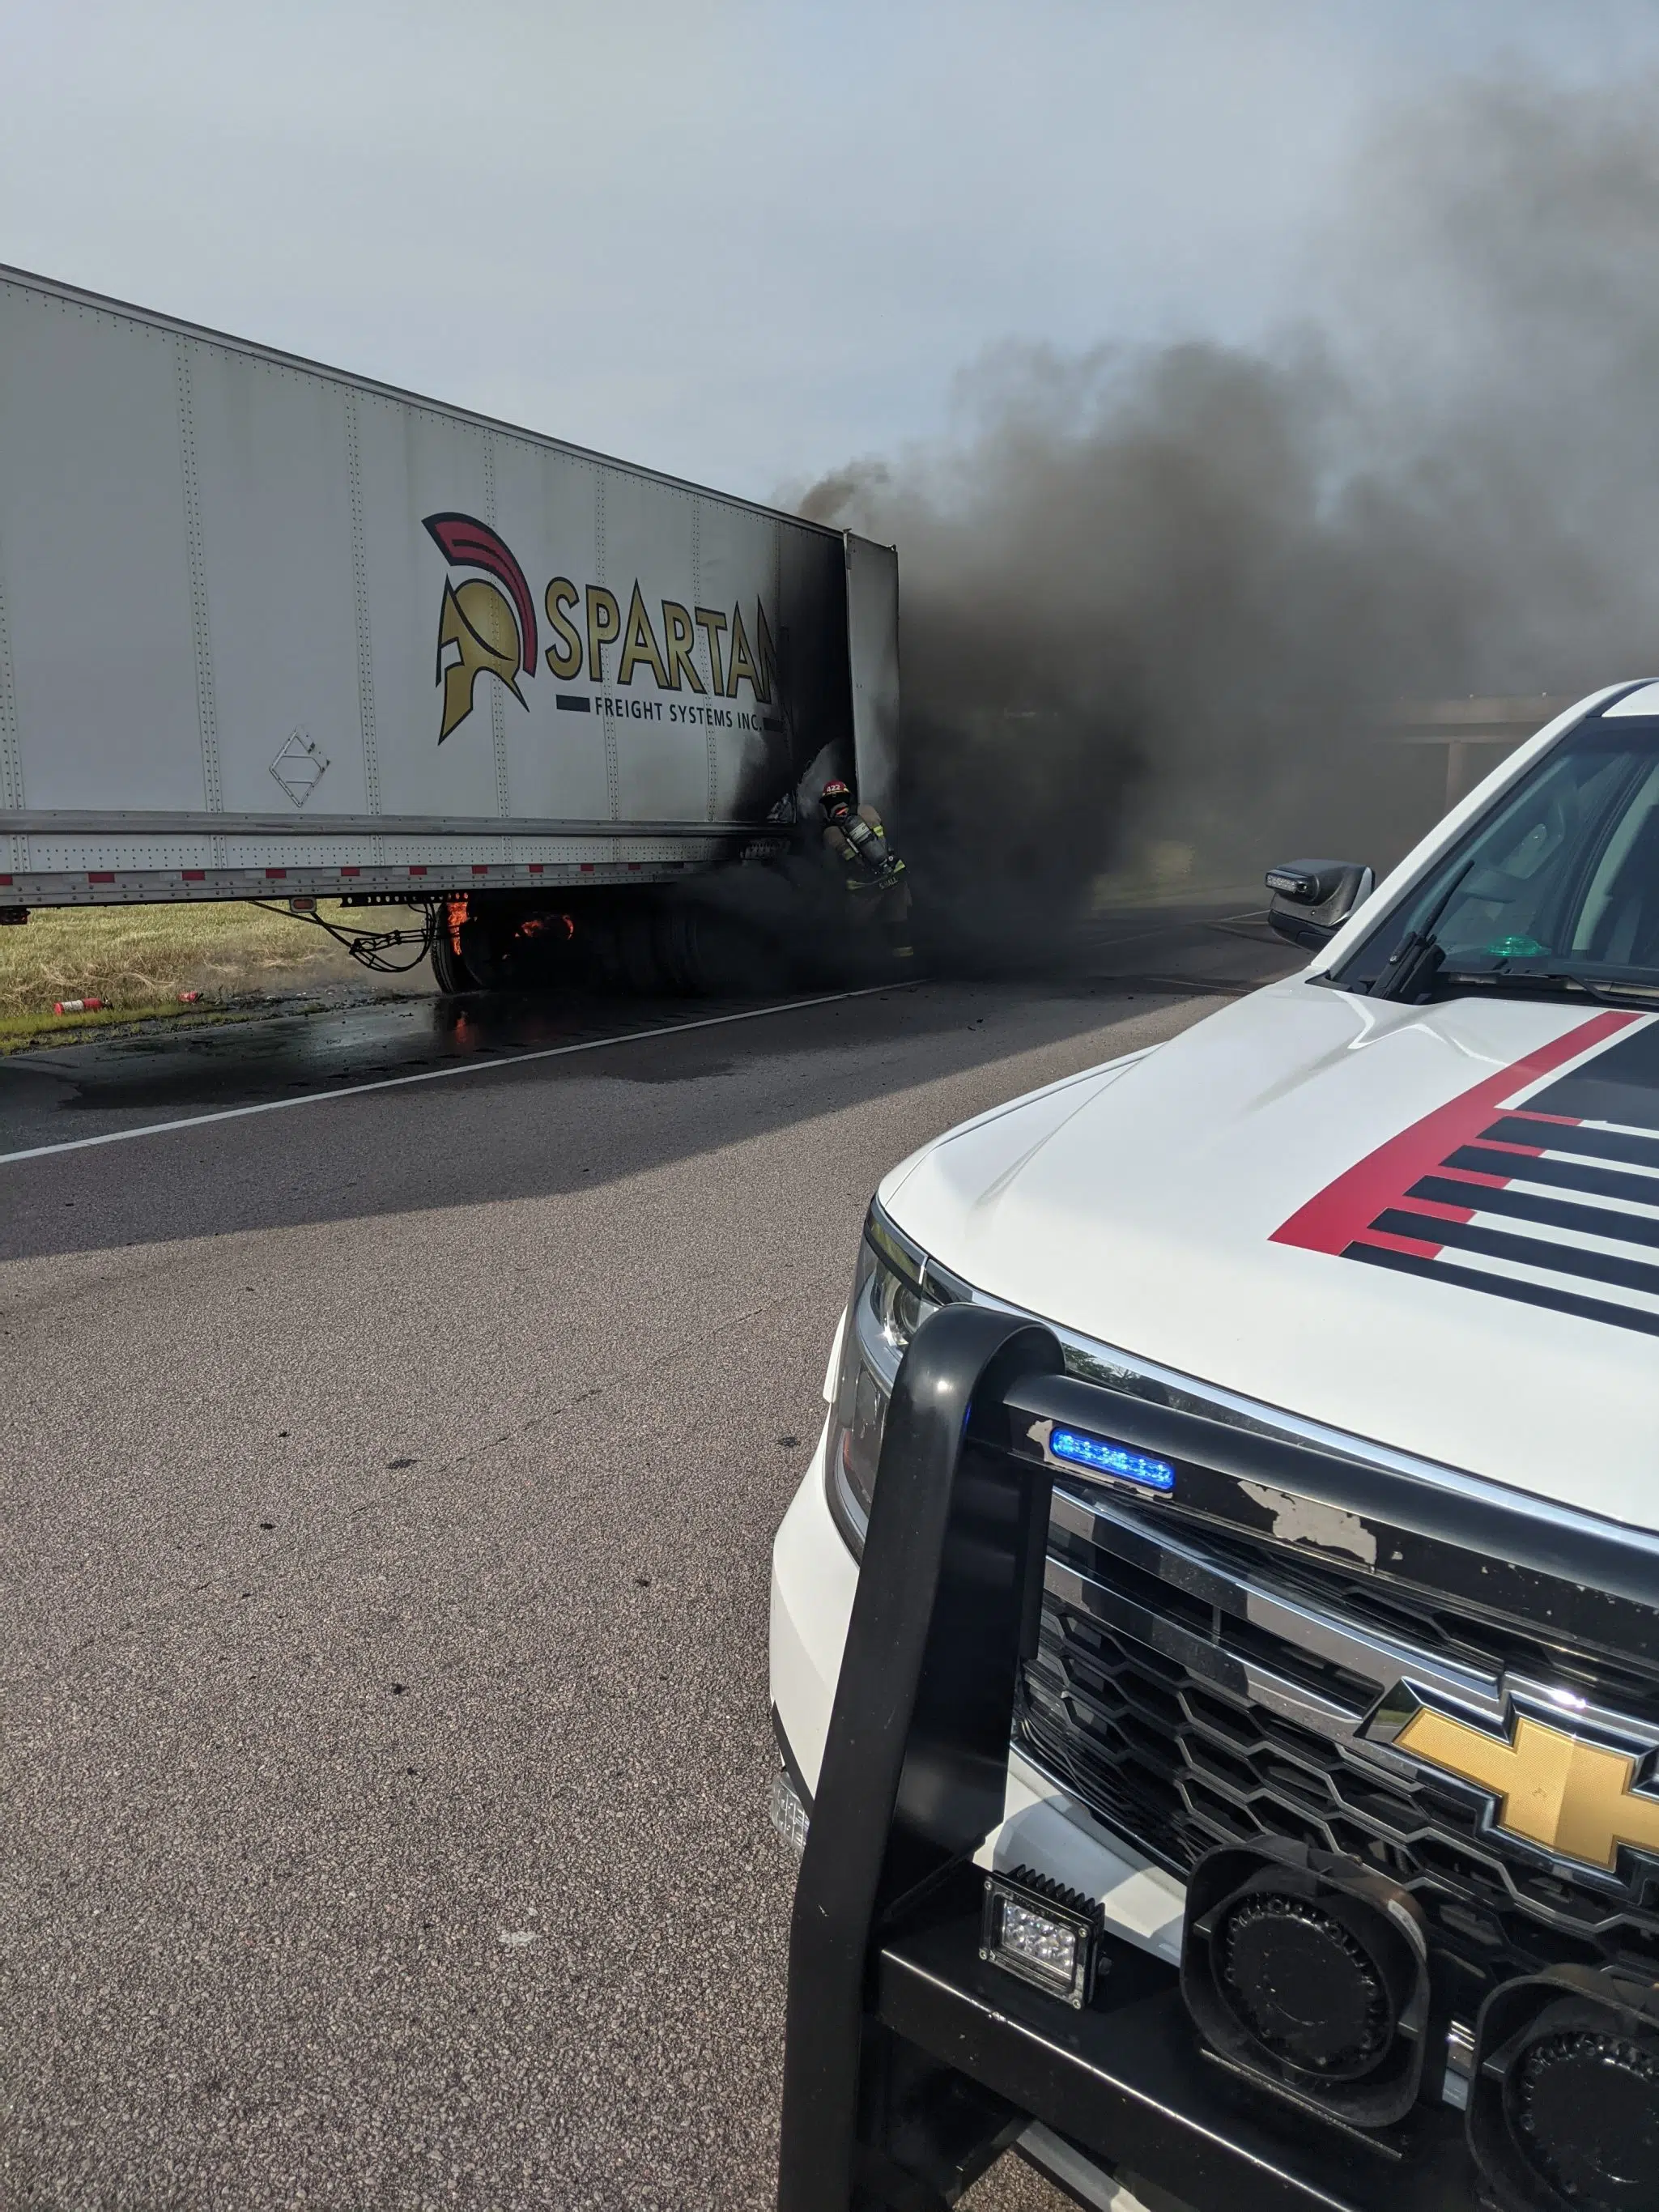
[0, 989, 782, 1155]
[0, 897, 1285, 1159]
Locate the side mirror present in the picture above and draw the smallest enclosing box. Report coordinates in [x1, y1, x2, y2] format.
[1266, 859, 1375, 951]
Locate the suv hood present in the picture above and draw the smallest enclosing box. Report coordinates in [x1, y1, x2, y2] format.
[883, 982, 1659, 1531]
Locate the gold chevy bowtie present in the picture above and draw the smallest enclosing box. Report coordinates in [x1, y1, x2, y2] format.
[1397, 1704, 1659, 1870]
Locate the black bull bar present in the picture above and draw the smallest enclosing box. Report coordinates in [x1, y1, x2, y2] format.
[776, 1304, 1479, 2212]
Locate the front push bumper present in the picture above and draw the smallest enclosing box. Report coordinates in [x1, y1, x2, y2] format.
[859, 1865, 1471, 2211]
[775, 1304, 1486, 2212]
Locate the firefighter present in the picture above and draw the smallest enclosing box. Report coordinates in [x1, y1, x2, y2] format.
[819, 779, 912, 959]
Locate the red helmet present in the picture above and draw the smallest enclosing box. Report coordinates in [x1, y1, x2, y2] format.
[820, 778, 853, 817]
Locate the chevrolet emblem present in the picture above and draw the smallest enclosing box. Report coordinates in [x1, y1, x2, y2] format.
[1397, 1703, 1659, 1871]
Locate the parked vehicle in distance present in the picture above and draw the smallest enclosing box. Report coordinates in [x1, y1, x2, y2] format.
[0, 265, 899, 993]
[772, 681, 1659, 2212]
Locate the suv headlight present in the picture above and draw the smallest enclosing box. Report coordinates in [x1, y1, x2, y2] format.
[824, 1202, 968, 1555]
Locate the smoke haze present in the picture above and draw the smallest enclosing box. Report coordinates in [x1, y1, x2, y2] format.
[798, 74, 1659, 951]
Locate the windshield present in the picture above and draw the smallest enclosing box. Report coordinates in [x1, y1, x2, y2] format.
[1334, 704, 1659, 999]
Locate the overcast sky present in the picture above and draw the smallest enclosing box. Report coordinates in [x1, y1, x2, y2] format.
[6, 0, 1659, 501]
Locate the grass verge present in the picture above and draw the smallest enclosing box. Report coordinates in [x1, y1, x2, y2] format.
[0, 900, 427, 1049]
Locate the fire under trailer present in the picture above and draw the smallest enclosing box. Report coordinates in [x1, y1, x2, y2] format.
[0, 265, 900, 992]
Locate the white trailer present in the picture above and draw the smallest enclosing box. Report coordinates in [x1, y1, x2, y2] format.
[0, 266, 900, 988]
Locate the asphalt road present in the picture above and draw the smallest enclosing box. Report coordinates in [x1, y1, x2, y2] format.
[0, 906, 1293, 2210]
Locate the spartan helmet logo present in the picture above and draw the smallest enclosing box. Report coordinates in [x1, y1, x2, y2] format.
[436, 576, 523, 741]
[423, 513, 539, 743]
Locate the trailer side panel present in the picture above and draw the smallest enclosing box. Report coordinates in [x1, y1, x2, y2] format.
[0, 266, 869, 911]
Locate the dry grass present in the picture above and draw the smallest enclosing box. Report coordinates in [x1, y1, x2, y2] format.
[0, 900, 429, 1044]
[0, 1001, 260, 1050]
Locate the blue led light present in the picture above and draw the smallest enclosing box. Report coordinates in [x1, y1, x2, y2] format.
[1049, 1428, 1176, 1493]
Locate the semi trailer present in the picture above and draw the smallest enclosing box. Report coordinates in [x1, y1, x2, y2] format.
[0, 265, 900, 992]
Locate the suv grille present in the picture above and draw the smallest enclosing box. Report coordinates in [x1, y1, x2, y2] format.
[1015, 1488, 1659, 1994]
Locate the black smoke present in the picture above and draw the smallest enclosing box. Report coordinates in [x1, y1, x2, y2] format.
[797, 74, 1659, 959]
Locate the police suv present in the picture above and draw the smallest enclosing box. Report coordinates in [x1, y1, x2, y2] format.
[770, 684, 1659, 2212]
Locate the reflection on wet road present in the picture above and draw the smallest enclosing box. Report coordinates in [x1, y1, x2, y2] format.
[0, 899, 1287, 1159]
[0, 989, 782, 1154]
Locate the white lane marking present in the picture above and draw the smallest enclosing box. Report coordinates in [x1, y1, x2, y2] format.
[0, 984, 909, 1169]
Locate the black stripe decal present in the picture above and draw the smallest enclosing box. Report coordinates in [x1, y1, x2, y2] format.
[1372, 1209, 1659, 1297]
[1482, 1115, 1659, 1170]
[1525, 1015, 1659, 1132]
[1408, 1175, 1659, 1250]
[1346, 1240, 1659, 1339]
[1444, 1144, 1659, 1208]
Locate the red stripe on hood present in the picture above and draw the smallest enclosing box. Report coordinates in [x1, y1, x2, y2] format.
[1351, 1225, 1445, 1258]
[1272, 1010, 1636, 1257]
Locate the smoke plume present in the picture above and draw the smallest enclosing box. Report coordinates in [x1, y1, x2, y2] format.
[798, 74, 1659, 956]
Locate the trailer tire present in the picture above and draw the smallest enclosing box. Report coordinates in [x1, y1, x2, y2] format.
[649, 904, 700, 994]
[456, 912, 512, 989]
[431, 913, 473, 994]
[673, 901, 792, 997]
[617, 905, 670, 995]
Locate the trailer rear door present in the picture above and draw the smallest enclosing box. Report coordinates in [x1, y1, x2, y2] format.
[843, 534, 900, 819]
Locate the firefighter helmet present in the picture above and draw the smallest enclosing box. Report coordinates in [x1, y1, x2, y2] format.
[820, 779, 854, 818]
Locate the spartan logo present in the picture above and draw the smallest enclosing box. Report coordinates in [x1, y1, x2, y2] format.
[423, 513, 538, 742]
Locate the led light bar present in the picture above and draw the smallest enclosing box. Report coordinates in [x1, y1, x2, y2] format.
[980, 1866, 1105, 2010]
[1049, 1427, 1176, 1493]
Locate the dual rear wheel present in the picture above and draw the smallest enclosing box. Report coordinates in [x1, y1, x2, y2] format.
[429, 888, 810, 999]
